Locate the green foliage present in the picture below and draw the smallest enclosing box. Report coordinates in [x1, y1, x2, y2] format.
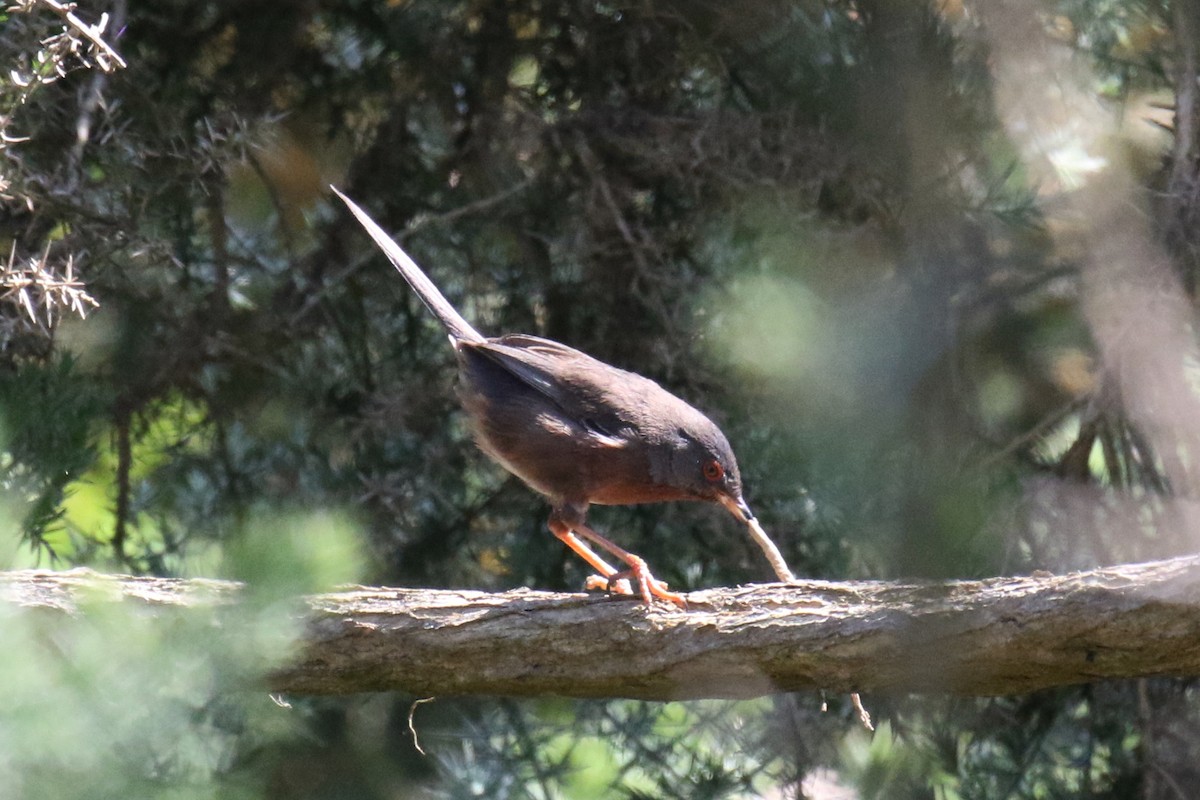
[423, 699, 789, 800]
[221, 510, 366, 602]
[0, 501, 363, 798]
[1, 598, 290, 800]
[0, 356, 108, 561]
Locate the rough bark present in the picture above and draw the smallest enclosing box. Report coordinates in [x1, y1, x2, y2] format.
[5, 557, 1200, 700]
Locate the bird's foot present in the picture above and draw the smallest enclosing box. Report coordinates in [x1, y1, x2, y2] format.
[597, 558, 687, 609]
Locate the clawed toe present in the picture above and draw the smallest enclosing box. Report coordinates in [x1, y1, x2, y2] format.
[596, 561, 687, 609]
[555, 518, 686, 608]
[644, 577, 687, 609]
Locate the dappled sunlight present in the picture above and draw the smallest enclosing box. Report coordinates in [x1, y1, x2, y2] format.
[6, 0, 1200, 795]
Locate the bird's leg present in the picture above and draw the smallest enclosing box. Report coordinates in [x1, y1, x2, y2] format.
[547, 505, 684, 608]
[547, 517, 633, 596]
[574, 520, 687, 608]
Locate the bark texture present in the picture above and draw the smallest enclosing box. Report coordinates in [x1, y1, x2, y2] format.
[5, 558, 1200, 699]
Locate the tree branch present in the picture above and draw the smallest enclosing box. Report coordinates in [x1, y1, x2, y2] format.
[5, 557, 1200, 699]
[39, 0, 127, 71]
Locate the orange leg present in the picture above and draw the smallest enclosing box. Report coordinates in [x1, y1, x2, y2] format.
[548, 511, 685, 608]
[548, 526, 634, 597]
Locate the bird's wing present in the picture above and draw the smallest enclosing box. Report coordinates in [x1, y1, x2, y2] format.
[463, 335, 648, 446]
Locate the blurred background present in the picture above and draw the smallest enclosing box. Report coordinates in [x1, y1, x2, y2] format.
[4, 0, 1200, 797]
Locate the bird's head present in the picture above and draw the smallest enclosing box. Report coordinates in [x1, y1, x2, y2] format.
[663, 421, 755, 524]
[655, 414, 795, 583]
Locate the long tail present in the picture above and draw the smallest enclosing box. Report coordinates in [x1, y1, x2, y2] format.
[332, 186, 485, 344]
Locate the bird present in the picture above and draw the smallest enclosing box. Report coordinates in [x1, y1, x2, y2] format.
[333, 186, 794, 607]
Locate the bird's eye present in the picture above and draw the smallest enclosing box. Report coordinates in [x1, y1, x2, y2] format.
[702, 460, 724, 481]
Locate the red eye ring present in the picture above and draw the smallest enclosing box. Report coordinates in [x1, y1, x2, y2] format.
[702, 460, 724, 481]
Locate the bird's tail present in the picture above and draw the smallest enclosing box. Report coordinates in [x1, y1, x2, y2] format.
[333, 186, 485, 344]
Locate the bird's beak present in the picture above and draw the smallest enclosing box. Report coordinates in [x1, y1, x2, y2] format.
[717, 492, 756, 523]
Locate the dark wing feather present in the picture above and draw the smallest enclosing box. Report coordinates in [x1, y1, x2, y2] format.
[461, 334, 661, 446]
